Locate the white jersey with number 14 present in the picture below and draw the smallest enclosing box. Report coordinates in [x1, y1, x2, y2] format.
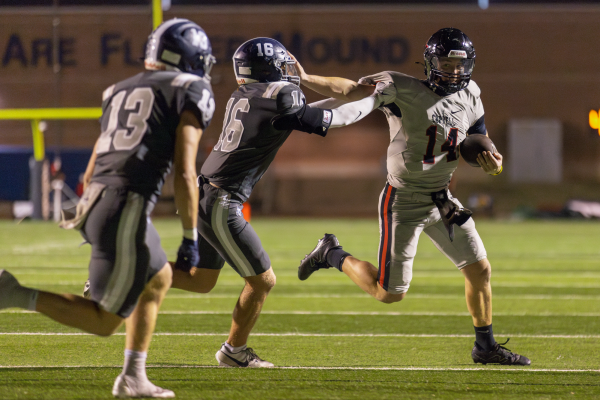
[359, 71, 485, 192]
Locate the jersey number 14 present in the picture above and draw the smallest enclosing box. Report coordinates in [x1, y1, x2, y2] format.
[423, 126, 458, 164]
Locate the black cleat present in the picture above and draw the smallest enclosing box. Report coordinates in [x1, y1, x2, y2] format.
[472, 338, 531, 366]
[298, 233, 341, 281]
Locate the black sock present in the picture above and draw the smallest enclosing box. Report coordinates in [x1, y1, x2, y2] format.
[326, 247, 351, 272]
[474, 324, 496, 351]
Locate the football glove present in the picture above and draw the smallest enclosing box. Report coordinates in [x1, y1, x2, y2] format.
[174, 237, 199, 272]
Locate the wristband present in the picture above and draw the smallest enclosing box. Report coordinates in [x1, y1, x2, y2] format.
[491, 165, 503, 176]
[183, 228, 198, 241]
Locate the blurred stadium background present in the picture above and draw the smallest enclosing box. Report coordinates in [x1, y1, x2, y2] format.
[1, 0, 600, 221]
[1, 2, 600, 399]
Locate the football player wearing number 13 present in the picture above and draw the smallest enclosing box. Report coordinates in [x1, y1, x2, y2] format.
[0, 18, 216, 398]
[296, 28, 531, 366]
[168, 37, 395, 368]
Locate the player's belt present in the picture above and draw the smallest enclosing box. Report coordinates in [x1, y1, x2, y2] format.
[394, 191, 432, 203]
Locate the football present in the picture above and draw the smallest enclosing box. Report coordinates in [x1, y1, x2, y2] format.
[459, 134, 497, 167]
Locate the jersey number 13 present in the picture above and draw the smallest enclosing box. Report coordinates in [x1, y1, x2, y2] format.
[96, 88, 155, 154]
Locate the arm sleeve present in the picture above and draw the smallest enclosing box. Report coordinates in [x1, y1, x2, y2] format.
[271, 94, 381, 136]
[271, 103, 332, 137]
[182, 80, 216, 130]
[308, 97, 349, 109]
[329, 95, 379, 128]
[271, 85, 332, 136]
[467, 115, 487, 135]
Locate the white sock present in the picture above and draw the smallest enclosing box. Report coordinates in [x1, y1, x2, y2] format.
[27, 290, 38, 311]
[123, 349, 148, 380]
[224, 342, 246, 353]
[12, 285, 38, 311]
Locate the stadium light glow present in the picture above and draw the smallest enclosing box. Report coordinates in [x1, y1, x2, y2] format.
[479, 0, 489, 10]
[589, 109, 600, 136]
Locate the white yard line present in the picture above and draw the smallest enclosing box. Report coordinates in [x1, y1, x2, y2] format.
[0, 332, 599, 339]
[3, 310, 600, 316]
[163, 293, 600, 300]
[0, 364, 597, 373]
[20, 281, 600, 289]
[5, 292, 600, 300]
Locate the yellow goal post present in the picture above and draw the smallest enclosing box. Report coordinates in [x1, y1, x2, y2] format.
[0, 108, 102, 220]
[0, 108, 102, 161]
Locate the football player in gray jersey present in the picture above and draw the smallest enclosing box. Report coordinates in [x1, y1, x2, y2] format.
[0, 19, 216, 398]
[296, 28, 530, 366]
[168, 37, 394, 368]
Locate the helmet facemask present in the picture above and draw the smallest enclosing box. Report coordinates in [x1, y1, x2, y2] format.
[281, 56, 300, 86]
[426, 55, 474, 95]
[188, 53, 217, 79]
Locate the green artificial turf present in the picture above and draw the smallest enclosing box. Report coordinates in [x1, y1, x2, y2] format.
[0, 218, 599, 399]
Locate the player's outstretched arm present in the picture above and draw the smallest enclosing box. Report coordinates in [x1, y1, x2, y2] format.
[289, 52, 374, 101]
[329, 81, 396, 128]
[272, 82, 396, 135]
[173, 110, 203, 271]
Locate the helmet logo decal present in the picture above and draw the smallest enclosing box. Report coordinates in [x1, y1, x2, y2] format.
[187, 29, 209, 50]
[448, 50, 467, 58]
[239, 66, 252, 75]
[257, 43, 274, 57]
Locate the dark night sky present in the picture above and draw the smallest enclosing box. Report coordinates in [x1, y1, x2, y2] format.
[1, 0, 599, 6]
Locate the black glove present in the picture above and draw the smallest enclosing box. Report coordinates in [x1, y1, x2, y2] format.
[174, 237, 199, 272]
[431, 190, 473, 242]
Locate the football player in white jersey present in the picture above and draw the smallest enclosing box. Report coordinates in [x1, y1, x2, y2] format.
[296, 28, 530, 366]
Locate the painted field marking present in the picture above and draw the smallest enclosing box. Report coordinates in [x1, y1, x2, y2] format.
[163, 293, 600, 300]
[1, 332, 599, 339]
[13, 281, 600, 294]
[4, 310, 600, 317]
[0, 365, 598, 373]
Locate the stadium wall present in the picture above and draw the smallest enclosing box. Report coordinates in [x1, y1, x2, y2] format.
[0, 5, 599, 217]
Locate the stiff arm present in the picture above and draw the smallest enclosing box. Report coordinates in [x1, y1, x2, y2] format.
[272, 82, 394, 135]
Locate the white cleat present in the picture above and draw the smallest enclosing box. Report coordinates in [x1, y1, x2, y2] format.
[215, 343, 274, 368]
[0, 269, 25, 310]
[112, 374, 175, 398]
[83, 279, 91, 299]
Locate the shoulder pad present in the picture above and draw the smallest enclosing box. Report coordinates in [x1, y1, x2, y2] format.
[275, 84, 305, 114]
[171, 73, 209, 89]
[262, 81, 296, 99]
[464, 80, 481, 98]
[102, 84, 115, 102]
